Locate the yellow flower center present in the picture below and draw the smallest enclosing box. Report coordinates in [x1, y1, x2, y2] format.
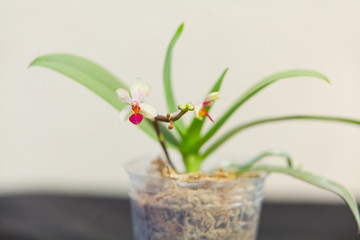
[131, 102, 141, 114]
[199, 106, 207, 118]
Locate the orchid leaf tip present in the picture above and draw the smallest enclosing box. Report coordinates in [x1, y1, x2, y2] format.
[178, 23, 184, 32]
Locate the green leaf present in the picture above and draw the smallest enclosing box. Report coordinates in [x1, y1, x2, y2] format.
[238, 165, 360, 232]
[202, 115, 360, 158]
[238, 149, 293, 168]
[163, 23, 186, 134]
[197, 70, 331, 148]
[210, 149, 292, 173]
[186, 68, 229, 139]
[30, 54, 127, 110]
[29, 54, 179, 147]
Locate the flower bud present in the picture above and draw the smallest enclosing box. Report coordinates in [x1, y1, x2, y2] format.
[178, 104, 187, 111]
[186, 102, 195, 111]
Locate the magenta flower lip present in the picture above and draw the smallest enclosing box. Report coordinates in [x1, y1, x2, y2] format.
[129, 113, 144, 125]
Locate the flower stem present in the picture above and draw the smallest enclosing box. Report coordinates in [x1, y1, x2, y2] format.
[155, 109, 189, 123]
[153, 120, 177, 172]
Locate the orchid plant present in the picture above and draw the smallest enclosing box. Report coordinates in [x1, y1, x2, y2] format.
[30, 23, 360, 231]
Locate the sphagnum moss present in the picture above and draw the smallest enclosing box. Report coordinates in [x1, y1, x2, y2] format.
[130, 160, 263, 240]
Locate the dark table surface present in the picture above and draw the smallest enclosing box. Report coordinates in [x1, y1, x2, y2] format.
[0, 194, 358, 240]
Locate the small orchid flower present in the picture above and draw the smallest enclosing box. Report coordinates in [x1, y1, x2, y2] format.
[194, 92, 220, 122]
[116, 80, 157, 125]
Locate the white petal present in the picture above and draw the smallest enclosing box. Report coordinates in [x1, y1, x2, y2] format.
[130, 79, 151, 102]
[118, 105, 133, 121]
[140, 102, 157, 119]
[205, 92, 220, 102]
[116, 88, 132, 103]
[193, 104, 203, 119]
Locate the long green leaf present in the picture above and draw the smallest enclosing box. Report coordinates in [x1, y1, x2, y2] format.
[186, 68, 229, 139]
[197, 70, 331, 148]
[238, 149, 293, 168]
[202, 115, 360, 158]
[164, 23, 186, 134]
[238, 165, 360, 231]
[29, 54, 179, 147]
[30, 54, 127, 110]
[210, 149, 292, 173]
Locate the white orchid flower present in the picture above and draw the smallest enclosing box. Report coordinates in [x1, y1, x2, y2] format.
[116, 79, 157, 125]
[194, 92, 220, 122]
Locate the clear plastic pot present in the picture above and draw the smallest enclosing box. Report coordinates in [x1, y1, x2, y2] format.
[126, 157, 266, 240]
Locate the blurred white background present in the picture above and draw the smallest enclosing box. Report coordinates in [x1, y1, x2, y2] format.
[1, 0, 360, 202]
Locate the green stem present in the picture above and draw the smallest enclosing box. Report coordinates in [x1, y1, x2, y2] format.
[182, 153, 203, 173]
